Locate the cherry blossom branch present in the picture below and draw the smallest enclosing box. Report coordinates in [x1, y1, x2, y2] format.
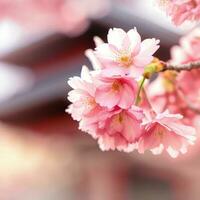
[67, 28, 197, 157]
[145, 59, 200, 78]
[161, 60, 200, 72]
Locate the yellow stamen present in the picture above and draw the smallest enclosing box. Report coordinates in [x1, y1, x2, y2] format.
[118, 55, 132, 67]
[156, 131, 164, 138]
[112, 80, 122, 91]
[110, 113, 123, 129]
[154, 126, 165, 139]
[118, 113, 123, 123]
[85, 97, 96, 109]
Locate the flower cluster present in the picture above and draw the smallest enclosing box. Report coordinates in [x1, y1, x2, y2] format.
[67, 28, 196, 158]
[157, 0, 200, 25]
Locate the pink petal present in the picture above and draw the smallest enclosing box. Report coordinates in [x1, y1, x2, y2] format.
[133, 55, 153, 67]
[166, 122, 196, 140]
[98, 135, 115, 151]
[95, 86, 120, 108]
[135, 38, 160, 59]
[127, 28, 141, 55]
[107, 28, 127, 50]
[118, 83, 135, 109]
[166, 146, 179, 158]
[122, 112, 142, 142]
[95, 43, 117, 60]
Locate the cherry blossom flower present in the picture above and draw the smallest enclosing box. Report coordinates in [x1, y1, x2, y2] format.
[85, 36, 104, 71]
[95, 28, 160, 77]
[157, 0, 200, 25]
[171, 28, 200, 63]
[95, 75, 138, 109]
[67, 65, 113, 140]
[67, 66, 144, 151]
[146, 72, 195, 125]
[170, 28, 200, 111]
[138, 110, 196, 158]
[67, 65, 99, 121]
[96, 106, 144, 152]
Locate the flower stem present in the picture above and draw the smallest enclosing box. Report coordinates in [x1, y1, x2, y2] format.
[135, 76, 146, 105]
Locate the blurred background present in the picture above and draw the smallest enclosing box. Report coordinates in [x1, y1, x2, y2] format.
[0, 0, 199, 199]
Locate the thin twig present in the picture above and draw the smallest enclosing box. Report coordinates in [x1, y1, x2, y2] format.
[162, 60, 200, 72]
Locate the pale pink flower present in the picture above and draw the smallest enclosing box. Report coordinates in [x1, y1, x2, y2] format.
[146, 74, 195, 125]
[67, 65, 143, 148]
[78, 105, 113, 139]
[94, 75, 138, 109]
[67, 65, 115, 139]
[170, 28, 200, 112]
[170, 45, 189, 65]
[146, 75, 180, 113]
[95, 28, 160, 77]
[67, 65, 98, 121]
[78, 106, 144, 152]
[85, 36, 104, 71]
[171, 28, 200, 63]
[96, 106, 144, 152]
[180, 28, 200, 58]
[158, 0, 200, 25]
[138, 110, 196, 158]
[66, 66, 118, 141]
[144, 76, 167, 113]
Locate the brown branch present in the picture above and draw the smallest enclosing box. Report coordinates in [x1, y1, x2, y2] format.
[162, 60, 200, 72]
